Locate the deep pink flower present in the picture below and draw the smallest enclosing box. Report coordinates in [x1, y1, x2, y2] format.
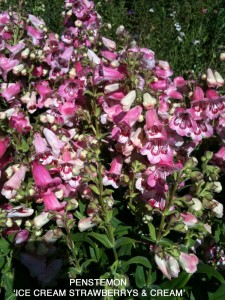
[0, 137, 9, 159]
[42, 191, 66, 211]
[32, 161, 61, 189]
[58, 79, 84, 101]
[14, 229, 29, 244]
[94, 65, 124, 84]
[145, 109, 167, 140]
[9, 112, 31, 133]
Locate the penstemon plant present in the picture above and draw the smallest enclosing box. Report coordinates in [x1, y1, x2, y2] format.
[0, 1, 224, 299]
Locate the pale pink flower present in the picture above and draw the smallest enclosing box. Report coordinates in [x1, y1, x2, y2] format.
[2, 166, 27, 199]
[169, 108, 197, 137]
[33, 133, 56, 165]
[26, 26, 44, 45]
[181, 212, 198, 227]
[141, 140, 173, 164]
[43, 128, 65, 157]
[78, 217, 96, 232]
[179, 252, 199, 273]
[155, 254, 180, 280]
[102, 37, 116, 51]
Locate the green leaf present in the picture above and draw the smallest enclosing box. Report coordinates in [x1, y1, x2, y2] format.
[160, 271, 191, 289]
[87, 232, 113, 248]
[125, 256, 151, 268]
[21, 137, 29, 152]
[209, 284, 225, 300]
[83, 90, 94, 97]
[197, 262, 225, 283]
[115, 237, 136, 249]
[89, 184, 100, 195]
[135, 265, 146, 288]
[148, 223, 156, 241]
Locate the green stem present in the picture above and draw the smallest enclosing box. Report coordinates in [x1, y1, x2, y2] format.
[156, 175, 181, 242]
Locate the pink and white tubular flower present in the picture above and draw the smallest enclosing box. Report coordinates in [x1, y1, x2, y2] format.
[58, 79, 84, 102]
[180, 212, 198, 227]
[9, 112, 32, 133]
[190, 119, 213, 142]
[102, 37, 116, 51]
[14, 229, 29, 244]
[144, 109, 167, 140]
[212, 146, 225, 173]
[26, 26, 44, 46]
[43, 128, 65, 157]
[93, 65, 124, 84]
[140, 139, 174, 164]
[78, 217, 96, 232]
[42, 191, 66, 212]
[1, 166, 27, 199]
[0, 55, 19, 80]
[103, 156, 123, 189]
[58, 149, 83, 181]
[6, 205, 34, 218]
[192, 89, 225, 120]
[1, 83, 21, 102]
[33, 132, 56, 165]
[32, 161, 61, 190]
[147, 160, 183, 190]
[28, 14, 45, 29]
[154, 254, 180, 280]
[179, 252, 199, 274]
[112, 106, 142, 143]
[169, 108, 197, 137]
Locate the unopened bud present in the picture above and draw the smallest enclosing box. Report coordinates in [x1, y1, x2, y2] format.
[75, 20, 83, 27]
[21, 48, 30, 59]
[13, 64, 24, 75]
[220, 53, 225, 61]
[116, 25, 125, 36]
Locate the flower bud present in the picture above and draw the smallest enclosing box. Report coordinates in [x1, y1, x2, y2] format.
[143, 93, 156, 109]
[116, 25, 125, 36]
[220, 53, 225, 61]
[21, 48, 30, 59]
[13, 64, 24, 75]
[191, 198, 203, 211]
[66, 199, 79, 211]
[211, 199, 223, 218]
[75, 20, 83, 27]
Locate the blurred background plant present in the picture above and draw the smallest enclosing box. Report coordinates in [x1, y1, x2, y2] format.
[1, 0, 225, 76]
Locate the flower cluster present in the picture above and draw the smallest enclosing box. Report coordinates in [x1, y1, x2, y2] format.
[0, 0, 224, 285]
